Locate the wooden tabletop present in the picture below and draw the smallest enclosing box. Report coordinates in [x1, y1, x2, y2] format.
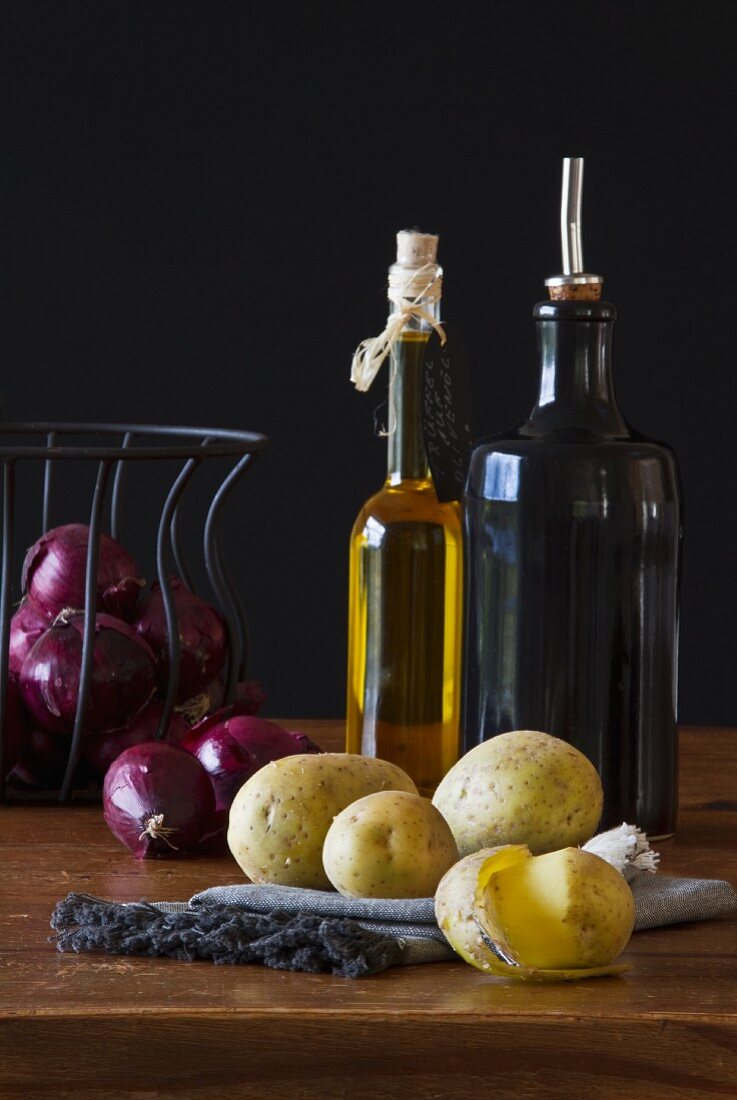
[1, 723, 736, 1100]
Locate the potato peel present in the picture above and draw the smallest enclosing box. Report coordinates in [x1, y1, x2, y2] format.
[472, 919, 628, 982]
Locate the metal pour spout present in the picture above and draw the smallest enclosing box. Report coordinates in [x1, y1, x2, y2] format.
[545, 156, 603, 300]
[561, 157, 584, 274]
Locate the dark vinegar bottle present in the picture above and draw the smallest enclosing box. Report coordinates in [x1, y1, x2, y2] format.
[463, 158, 682, 837]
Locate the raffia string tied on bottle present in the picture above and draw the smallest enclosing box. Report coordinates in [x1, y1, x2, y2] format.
[350, 263, 445, 393]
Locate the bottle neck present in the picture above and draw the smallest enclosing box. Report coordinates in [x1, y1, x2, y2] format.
[386, 295, 440, 484]
[527, 310, 628, 438]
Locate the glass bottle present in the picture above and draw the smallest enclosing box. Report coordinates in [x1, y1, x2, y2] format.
[463, 160, 682, 836]
[346, 231, 463, 795]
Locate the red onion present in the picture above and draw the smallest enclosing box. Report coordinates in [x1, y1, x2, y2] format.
[20, 611, 157, 733]
[176, 676, 266, 726]
[134, 578, 227, 704]
[8, 598, 52, 678]
[102, 742, 215, 858]
[1, 677, 27, 780]
[83, 699, 189, 780]
[182, 712, 322, 814]
[235, 679, 267, 713]
[22, 524, 144, 620]
[175, 676, 226, 725]
[10, 728, 72, 788]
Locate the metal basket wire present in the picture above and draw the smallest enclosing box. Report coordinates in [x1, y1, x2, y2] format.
[0, 422, 268, 803]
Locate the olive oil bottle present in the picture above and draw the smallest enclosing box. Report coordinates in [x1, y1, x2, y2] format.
[346, 231, 462, 795]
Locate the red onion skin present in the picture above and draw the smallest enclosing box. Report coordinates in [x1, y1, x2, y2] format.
[1, 677, 28, 779]
[176, 677, 266, 726]
[20, 612, 157, 734]
[175, 676, 226, 725]
[22, 524, 144, 621]
[134, 578, 227, 704]
[8, 598, 52, 679]
[103, 742, 215, 859]
[182, 713, 322, 815]
[83, 700, 190, 780]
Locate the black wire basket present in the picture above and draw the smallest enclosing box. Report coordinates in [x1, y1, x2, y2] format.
[0, 421, 268, 803]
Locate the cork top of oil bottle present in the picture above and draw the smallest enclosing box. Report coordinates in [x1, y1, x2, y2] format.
[394, 229, 439, 267]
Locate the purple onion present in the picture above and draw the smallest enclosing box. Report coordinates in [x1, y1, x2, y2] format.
[20, 611, 157, 734]
[83, 699, 190, 780]
[10, 728, 72, 788]
[1, 677, 28, 780]
[234, 679, 267, 714]
[176, 676, 266, 726]
[102, 742, 215, 858]
[8, 598, 52, 678]
[22, 524, 144, 621]
[182, 712, 322, 815]
[134, 578, 227, 704]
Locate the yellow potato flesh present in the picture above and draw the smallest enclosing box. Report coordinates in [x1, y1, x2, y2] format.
[474, 846, 636, 976]
[437, 845, 629, 981]
[489, 851, 595, 968]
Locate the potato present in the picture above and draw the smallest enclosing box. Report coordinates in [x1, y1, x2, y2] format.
[323, 791, 458, 899]
[227, 752, 417, 889]
[432, 730, 603, 856]
[435, 845, 635, 981]
[434, 846, 511, 970]
[477, 847, 635, 971]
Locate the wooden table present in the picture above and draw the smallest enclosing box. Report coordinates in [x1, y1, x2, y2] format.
[1, 723, 736, 1100]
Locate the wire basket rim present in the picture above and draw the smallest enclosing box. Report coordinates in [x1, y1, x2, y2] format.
[0, 421, 268, 461]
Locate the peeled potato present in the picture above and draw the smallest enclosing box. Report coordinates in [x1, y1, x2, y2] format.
[432, 730, 603, 856]
[435, 844, 635, 981]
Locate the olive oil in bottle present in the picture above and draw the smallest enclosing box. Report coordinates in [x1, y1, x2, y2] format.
[346, 231, 462, 795]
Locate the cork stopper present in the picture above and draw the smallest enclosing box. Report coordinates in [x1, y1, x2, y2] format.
[545, 158, 603, 301]
[548, 282, 602, 301]
[395, 229, 439, 268]
[388, 229, 442, 301]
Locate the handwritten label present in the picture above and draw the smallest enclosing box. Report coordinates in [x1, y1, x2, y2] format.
[422, 323, 473, 503]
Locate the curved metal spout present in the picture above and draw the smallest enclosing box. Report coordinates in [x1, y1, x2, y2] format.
[561, 157, 584, 275]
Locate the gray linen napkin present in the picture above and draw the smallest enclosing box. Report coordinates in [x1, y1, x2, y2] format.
[182, 868, 737, 949]
[628, 871, 737, 931]
[51, 870, 737, 977]
[180, 884, 455, 965]
[178, 819, 737, 940]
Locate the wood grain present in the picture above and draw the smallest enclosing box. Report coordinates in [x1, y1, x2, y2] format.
[1, 723, 736, 1099]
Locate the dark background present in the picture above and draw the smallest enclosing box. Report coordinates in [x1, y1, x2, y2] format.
[3, 1, 736, 723]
